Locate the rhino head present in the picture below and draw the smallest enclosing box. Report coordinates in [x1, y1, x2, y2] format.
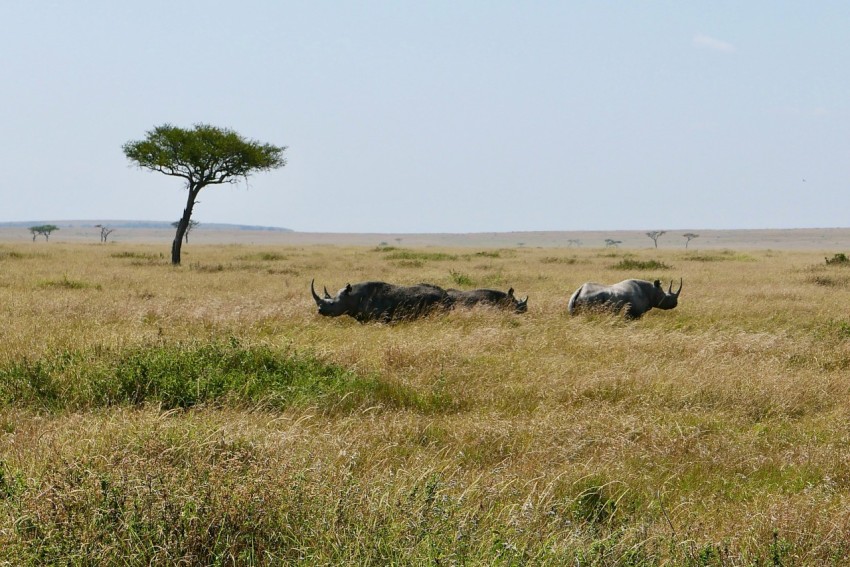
[507, 288, 529, 313]
[311, 279, 354, 317]
[653, 279, 682, 310]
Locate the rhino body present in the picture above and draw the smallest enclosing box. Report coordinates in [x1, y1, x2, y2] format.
[567, 279, 682, 319]
[311, 280, 451, 322]
[447, 287, 528, 313]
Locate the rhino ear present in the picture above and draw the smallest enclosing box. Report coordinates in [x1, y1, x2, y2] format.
[343, 283, 352, 294]
[654, 280, 662, 288]
[508, 287, 515, 297]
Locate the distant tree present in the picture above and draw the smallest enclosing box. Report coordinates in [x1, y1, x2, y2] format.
[646, 231, 666, 248]
[567, 239, 582, 247]
[123, 123, 287, 265]
[683, 232, 699, 249]
[94, 224, 115, 243]
[171, 220, 199, 244]
[604, 238, 621, 248]
[29, 224, 59, 242]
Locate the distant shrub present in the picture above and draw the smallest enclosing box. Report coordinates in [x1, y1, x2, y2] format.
[610, 259, 672, 271]
[825, 253, 850, 266]
[474, 251, 500, 258]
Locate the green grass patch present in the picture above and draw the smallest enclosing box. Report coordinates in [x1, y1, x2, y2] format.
[449, 270, 474, 286]
[236, 252, 288, 261]
[610, 258, 672, 271]
[684, 251, 754, 262]
[38, 275, 99, 290]
[111, 251, 163, 260]
[383, 250, 459, 262]
[540, 256, 578, 264]
[0, 340, 460, 414]
[682, 254, 728, 262]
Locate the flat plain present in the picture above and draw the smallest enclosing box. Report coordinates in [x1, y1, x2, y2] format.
[2, 230, 850, 564]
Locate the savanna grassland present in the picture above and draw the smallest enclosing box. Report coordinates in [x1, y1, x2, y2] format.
[2, 241, 850, 565]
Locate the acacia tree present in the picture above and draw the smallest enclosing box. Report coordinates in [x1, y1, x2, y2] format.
[171, 220, 199, 244]
[646, 230, 666, 248]
[94, 224, 115, 243]
[123, 124, 287, 265]
[683, 232, 699, 249]
[29, 224, 59, 242]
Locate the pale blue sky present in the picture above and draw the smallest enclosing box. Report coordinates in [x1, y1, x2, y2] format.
[1, 1, 848, 233]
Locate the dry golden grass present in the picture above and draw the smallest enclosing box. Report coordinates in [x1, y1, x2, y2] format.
[2, 240, 850, 563]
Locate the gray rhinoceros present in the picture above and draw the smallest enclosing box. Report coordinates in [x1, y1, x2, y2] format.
[311, 279, 451, 322]
[567, 278, 682, 319]
[447, 287, 528, 313]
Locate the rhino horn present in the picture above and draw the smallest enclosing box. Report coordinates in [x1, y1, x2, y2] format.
[323, 286, 332, 299]
[671, 278, 683, 297]
[311, 279, 325, 305]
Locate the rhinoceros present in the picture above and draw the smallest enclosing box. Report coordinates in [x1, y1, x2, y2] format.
[311, 279, 451, 322]
[447, 287, 528, 313]
[567, 278, 682, 319]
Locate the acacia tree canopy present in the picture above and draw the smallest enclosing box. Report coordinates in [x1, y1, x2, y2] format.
[646, 231, 666, 248]
[123, 124, 287, 264]
[172, 220, 199, 244]
[29, 224, 59, 242]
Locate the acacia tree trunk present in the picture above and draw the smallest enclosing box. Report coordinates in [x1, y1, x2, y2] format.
[171, 186, 201, 265]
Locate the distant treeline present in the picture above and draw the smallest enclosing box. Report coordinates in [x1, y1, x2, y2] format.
[0, 220, 292, 231]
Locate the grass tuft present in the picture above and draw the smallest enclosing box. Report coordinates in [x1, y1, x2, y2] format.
[825, 252, 850, 265]
[38, 274, 98, 289]
[449, 270, 474, 286]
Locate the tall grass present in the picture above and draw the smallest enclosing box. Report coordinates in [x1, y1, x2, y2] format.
[1, 242, 850, 563]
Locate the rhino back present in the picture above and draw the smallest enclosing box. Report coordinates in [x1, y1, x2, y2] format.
[569, 280, 645, 315]
[361, 282, 449, 321]
[448, 288, 506, 306]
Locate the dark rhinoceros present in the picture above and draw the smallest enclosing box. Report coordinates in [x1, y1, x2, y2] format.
[567, 278, 682, 319]
[447, 287, 528, 313]
[311, 279, 451, 322]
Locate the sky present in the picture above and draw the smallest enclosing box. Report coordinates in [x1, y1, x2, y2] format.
[1, 1, 849, 233]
